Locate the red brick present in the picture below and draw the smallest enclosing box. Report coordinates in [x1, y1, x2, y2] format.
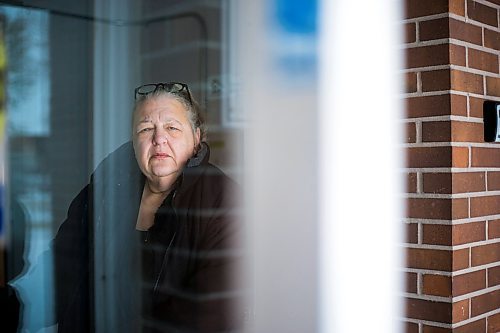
[408, 197, 452, 219]
[486, 76, 500, 97]
[423, 224, 452, 245]
[422, 121, 450, 142]
[406, 297, 452, 323]
[450, 0, 466, 16]
[471, 242, 500, 266]
[453, 121, 484, 142]
[453, 299, 470, 323]
[406, 94, 467, 118]
[450, 44, 467, 67]
[471, 289, 500, 316]
[453, 198, 469, 219]
[422, 69, 451, 92]
[451, 70, 484, 94]
[407, 248, 452, 271]
[487, 265, 500, 287]
[421, 121, 482, 143]
[406, 321, 419, 333]
[420, 17, 450, 41]
[451, 94, 468, 116]
[421, 18, 483, 45]
[488, 172, 500, 191]
[489, 219, 500, 239]
[424, 172, 452, 194]
[484, 28, 500, 51]
[407, 44, 452, 68]
[472, 148, 500, 167]
[453, 221, 486, 245]
[453, 269, 486, 296]
[405, 0, 449, 19]
[468, 48, 499, 74]
[449, 18, 483, 45]
[470, 195, 500, 217]
[407, 198, 468, 220]
[407, 147, 453, 168]
[405, 23, 416, 43]
[423, 325, 451, 333]
[421, 69, 484, 94]
[488, 312, 500, 333]
[407, 223, 419, 243]
[406, 95, 450, 118]
[406, 272, 418, 293]
[469, 96, 484, 118]
[470, 195, 500, 218]
[407, 172, 418, 193]
[406, 122, 417, 143]
[455, 318, 486, 333]
[423, 274, 452, 296]
[405, 72, 418, 93]
[453, 248, 470, 271]
[453, 147, 470, 168]
[453, 172, 486, 193]
[467, 0, 498, 27]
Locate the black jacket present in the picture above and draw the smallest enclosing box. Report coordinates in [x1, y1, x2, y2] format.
[54, 141, 243, 333]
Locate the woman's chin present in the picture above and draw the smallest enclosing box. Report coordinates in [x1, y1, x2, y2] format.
[149, 160, 177, 176]
[151, 168, 178, 178]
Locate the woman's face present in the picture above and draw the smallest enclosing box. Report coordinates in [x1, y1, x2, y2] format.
[132, 95, 200, 187]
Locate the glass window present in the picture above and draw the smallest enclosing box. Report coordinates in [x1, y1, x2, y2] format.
[1, 1, 244, 332]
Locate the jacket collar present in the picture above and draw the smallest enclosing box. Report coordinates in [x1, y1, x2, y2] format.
[186, 142, 210, 168]
[175, 142, 210, 197]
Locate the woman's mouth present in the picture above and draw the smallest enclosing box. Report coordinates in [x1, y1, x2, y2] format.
[152, 153, 170, 159]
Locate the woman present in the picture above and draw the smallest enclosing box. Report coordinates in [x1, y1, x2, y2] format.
[53, 83, 242, 332]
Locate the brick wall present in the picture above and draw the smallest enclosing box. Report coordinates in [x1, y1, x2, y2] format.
[403, 0, 500, 332]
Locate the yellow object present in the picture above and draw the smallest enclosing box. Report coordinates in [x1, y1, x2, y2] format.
[0, 41, 6, 69]
[0, 111, 4, 137]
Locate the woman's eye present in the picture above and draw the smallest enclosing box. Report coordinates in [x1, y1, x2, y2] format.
[138, 127, 153, 133]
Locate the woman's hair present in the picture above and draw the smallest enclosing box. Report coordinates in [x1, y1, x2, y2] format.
[133, 88, 207, 145]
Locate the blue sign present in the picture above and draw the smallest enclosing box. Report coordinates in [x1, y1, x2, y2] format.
[269, 0, 318, 83]
[274, 0, 317, 35]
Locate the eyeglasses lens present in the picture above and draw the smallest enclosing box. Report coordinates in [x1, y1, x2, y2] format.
[136, 84, 156, 97]
[135, 82, 190, 104]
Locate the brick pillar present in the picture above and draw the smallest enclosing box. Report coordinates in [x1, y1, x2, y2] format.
[403, 1, 500, 332]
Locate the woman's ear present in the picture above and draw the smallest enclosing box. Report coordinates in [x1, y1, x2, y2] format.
[194, 127, 201, 146]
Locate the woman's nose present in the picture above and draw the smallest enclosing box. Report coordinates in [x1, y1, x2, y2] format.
[153, 129, 167, 145]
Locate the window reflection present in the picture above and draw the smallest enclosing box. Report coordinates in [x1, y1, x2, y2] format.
[6, 7, 50, 137]
[1, 1, 243, 332]
[3, 6, 55, 332]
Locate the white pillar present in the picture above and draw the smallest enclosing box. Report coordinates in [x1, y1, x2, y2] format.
[318, 1, 404, 332]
